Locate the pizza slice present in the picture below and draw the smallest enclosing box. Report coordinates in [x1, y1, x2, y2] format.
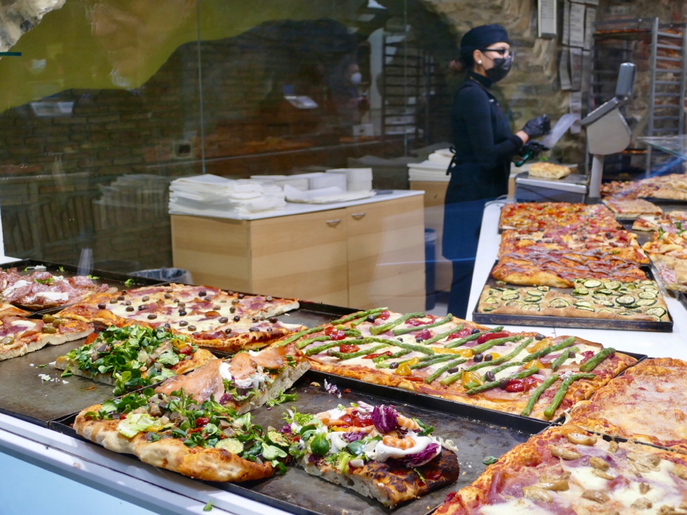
[283, 402, 459, 507]
[569, 358, 687, 454]
[633, 210, 687, 232]
[653, 254, 687, 292]
[74, 387, 291, 482]
[602, 198, 662, 220]
[528, 162, 572, 180]
[434, 424, 687, 515]
[154, 343, 310, 414]
[280, 310, 635, 421]
[54, 325, 217, 394]
[0, 314, 93, 361]
[0, 301, 29, 318]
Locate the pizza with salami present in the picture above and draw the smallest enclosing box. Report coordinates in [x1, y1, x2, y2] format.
[274, 309, 635, 421]
[58, 284, 303, 352]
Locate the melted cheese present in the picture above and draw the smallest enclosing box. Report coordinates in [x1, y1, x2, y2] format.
[219, 362, 233, 382]
[366, 433, 435, 462]
[11, 320, 36, 328]
[34, 291, 69, 301]
[479, 498, 553, 515]
[3, 280, 29, 296]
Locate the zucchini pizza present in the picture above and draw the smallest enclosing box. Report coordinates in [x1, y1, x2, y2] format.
[273, 309, 636, 421]
[477, 278, 670, 322]
[434, 424, 687, 515]
[58, 284, 303, 352]
[569, 358, 687, 454]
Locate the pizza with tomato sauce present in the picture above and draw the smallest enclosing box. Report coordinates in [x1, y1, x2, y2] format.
[273, 309, 635, 421]
[58, 284, 303, 353]
[434, 424, 687, 515]
[498, 203, 621, 233]
[0, 313, 93, 361]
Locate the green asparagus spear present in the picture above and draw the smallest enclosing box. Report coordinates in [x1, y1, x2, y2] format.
[295, 335, 332, 350]
[328, 344, 390, 361]
[276, 326, 323, 347]
[520, 374, 559, 417]
[551, 346, 579, 371]
[444, 326, 504, 349]
[522, 336, 576, 363]
[392, 314, 453, 336]
[420, 325, 465, 346]
[330, 307, 386, 326]
[543, 373, 595, 419]
[410, 354, 456, 369]
[370, 312, 425, 335]
[425, 358, 468, 384]
[469, 336, 522, 356]
[464, 368, 539, 394]
[579, 348, 616, 373]
[464, 338, 533, 372]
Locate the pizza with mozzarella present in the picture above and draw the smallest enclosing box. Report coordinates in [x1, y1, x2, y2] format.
[602, 198, 662, 220]
[435, 424, 687, 515]
[633, 211, 687, 232]
[58, 284, 303, 352]
[275, 310, 635, 421]
[569, 358, 687, 453]
[499, 203, 621, 233]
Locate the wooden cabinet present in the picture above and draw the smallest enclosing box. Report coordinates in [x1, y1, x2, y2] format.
[171, 194, 426, 311]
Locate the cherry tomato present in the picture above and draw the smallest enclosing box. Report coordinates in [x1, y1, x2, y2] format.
[504, 376, 538, 392]
[178, 345, 193, 355]
[324, 326, 336, 336]
[363, 351, 392, 360]
[477, 331, 509, 344]
[447, 328, 471, 341]
[339, 344, 360, 353]
[415, 329, 432, 340]
[195, 417, 209, 427]
[331, 330, 346, 341]
[120, 414, 127, 420]
[379, 310, 390, 321]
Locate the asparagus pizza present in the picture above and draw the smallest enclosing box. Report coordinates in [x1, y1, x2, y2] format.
[274, 309, 636, 420]
[58, 284, 303, 352]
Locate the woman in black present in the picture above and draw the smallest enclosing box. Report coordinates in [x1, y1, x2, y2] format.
[443, 24, 549, 317]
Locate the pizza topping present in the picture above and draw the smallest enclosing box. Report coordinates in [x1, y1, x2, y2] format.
[549, 445, 581, 461]
[581, 489, 609, 504]
[522, 486, 553, 503]
[566, 433, 597, 446]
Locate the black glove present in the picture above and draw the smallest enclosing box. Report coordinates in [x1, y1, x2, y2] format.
[521, 114, 551, 139]
[519, 141, 550, 160]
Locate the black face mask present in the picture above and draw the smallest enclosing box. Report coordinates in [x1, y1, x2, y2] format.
[485, 56, 512, 83]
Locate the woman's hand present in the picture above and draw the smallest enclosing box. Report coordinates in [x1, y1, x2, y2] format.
[521, 115, 551, 139]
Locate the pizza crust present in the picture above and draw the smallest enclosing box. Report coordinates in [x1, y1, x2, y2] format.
[0, 318, 93, 361]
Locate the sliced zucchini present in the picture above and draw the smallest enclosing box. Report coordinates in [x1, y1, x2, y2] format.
[481, 306, 498, 313]
[576, 306, 596, 312]
[573, 301, 594, 310]
[636, 299, 657, 307]
[526, 289, 544, 297]
[646, 307, 667, 319]
[506, 300, 524, 307]
[537, 286, 550, 292]
[594, 299, 615, 308]
[502, 293, 520, 301]
[641, 280, 654, 286]
[597, 309, 614, 316]
[483, 297, 499, 304]
[495, 280, 507, 286]
[490, 286, 505, 292]
[523, 296, 541, 303]
[616, 295, 636, 306]
[595, 289, 613, 296]
[572, 288, 589, 296]
[604, 280, 621, 290]
[583, 280, 602, 288]
[550, 298, 570, 309]
[638, 292, 657, 300]
[619, 311, 639, 317]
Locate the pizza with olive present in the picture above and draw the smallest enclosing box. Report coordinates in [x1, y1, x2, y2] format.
[275, 309, 635, 421]
[569, 358, 687, 454]
[498, 203, 621, 233]
[54, 325, 217, 394]
[0, 314, 93, 361]
[477, 278, 670, 323]
[58, 284, 303, 353]
[434, 424, 687, 515]
[283, 402, 460, 507]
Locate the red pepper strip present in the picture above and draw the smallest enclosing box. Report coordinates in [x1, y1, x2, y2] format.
[339, 344, 360, 354]
[477, 331, 509, 344]
[363, 351, 393, 359]
[505, 376, 538, 392]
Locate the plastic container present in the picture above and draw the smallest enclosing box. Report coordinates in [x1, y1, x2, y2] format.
[130, 267, 194, 285]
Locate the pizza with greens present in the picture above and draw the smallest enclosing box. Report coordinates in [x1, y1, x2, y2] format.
[282, 402, 460, 507]
[54, 325, 216, 394]
[74, 387, 291, 482]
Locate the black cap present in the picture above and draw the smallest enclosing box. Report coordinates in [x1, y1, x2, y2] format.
[460, 24, 510, 55]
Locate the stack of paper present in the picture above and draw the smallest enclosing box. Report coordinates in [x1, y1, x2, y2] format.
[284, 184, 375, 204]
[326, 168, 373, 192]
[408, 148, 453, 182]
[169, 175, 286, 218]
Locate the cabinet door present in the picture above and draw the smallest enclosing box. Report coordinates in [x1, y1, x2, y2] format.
[251, 209, 348, 305]
[346, 196, 426, 312]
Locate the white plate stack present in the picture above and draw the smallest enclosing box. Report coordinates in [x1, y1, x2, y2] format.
[407, 148, 453, 182]
[326, 168, 373, 192]
[250, 175, 309, 191]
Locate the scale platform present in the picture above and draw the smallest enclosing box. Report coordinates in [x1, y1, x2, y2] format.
[514, 168, 589, 203]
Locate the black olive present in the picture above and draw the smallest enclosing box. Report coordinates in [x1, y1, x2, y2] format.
[117, 296, 125, 301]
[606, 232, 613, 239]
[499, 379, 510, 390]
[228, 291, 234, 295]
[179, 310, 187, 316]
[416, 338, 424, 343]
[109, 299, 117, 304]
[219, 317, 228, 323]
[224, 328, 232, 334]
[126, 306, 134, 312]
[389, 362, 399, 369]
[568, 352, 576, 359]
[213, 305, 221, 310]
[188, 325, 197, 331]
[268, 316, 278, 323]
[179, 321, 188, 327]
[97, 303, 106, 309]
[164, 293, 172, 299]
[198, 290, 207, 297]
[142, 296, 149, 301]
[249, 327, 259, 332]
[233, 315, 240, 322]
[447, 367, 459, 374]
[173, 298, 180, 303]
[178, 302, 186, 307]
[147, 314, 157, 320]
[229, 307, 236, 314]
[266, 295, 273, 302]
[163, 323, 171, 329]
[471, 328, 481, 334]
[485, 371, 496, 382]
[252, 317, 259, 323]
[124, 301, 131, 306]
[535, 333, 546, 341]
[121, 290, 127, 295]
[238, 293, 245, 299]
[397, 338, 403, 342]
[138, 305, 146, 311]
[484, 354, 493, 362]
[473, 353, 484, 363]
[232, 299, 239, 305]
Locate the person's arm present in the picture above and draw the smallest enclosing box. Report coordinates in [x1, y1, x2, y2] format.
[457, 87, 524, 169]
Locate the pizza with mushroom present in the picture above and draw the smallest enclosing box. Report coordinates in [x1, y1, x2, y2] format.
[57, 284, 303, 353]
[434, 424, 687, 515]
[274, 310, 635, 421]
[282, 402, 460, 507]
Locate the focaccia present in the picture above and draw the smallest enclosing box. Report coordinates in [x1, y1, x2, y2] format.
[528, 162, 572, 180]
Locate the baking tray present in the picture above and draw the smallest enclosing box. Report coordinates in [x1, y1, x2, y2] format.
[276, 300, 359, 329]
[473, 262, 673, 332]
[0, 337, 116, 427]
[1, 259, 166, 315]
[50, 371, 540, 515]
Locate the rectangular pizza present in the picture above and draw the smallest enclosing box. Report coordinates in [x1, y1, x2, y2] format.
[275, 309, 636, 421]
[633, 210, 687, 232]
[498, 203, 621, 233]
[569, 358, 687, 453]
[477, 278, 670, 323]
[58, 284, 303, 353]
[602, 198, 662, 220]
[434, 424, 687, 515]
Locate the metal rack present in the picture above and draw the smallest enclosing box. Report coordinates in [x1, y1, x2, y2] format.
[589, 18, 687, 175]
